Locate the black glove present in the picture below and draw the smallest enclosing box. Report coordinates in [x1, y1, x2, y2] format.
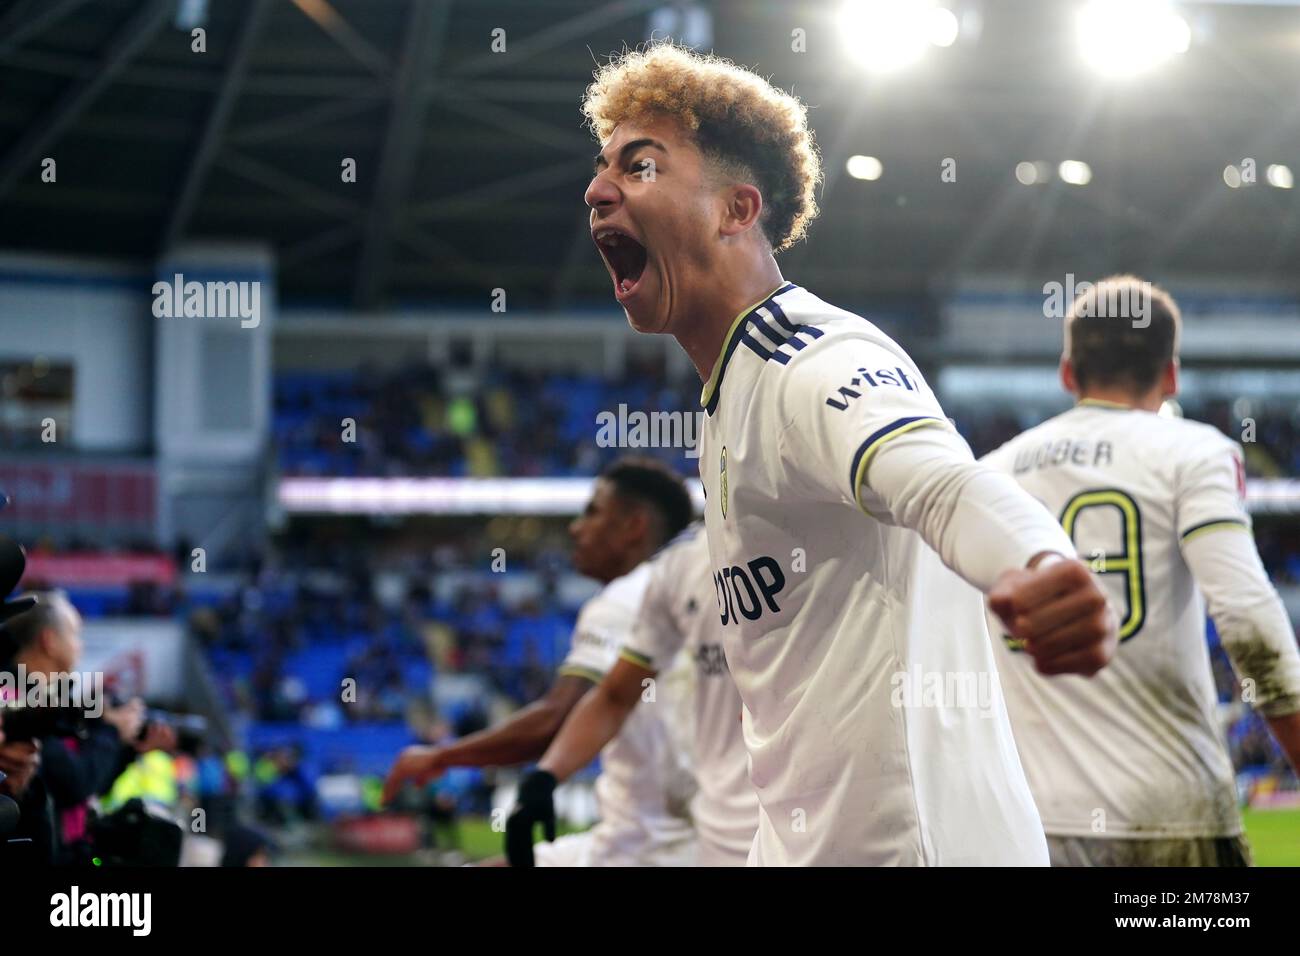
[504, 769, 557, 868]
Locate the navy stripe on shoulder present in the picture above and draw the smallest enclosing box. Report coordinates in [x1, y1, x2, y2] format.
[765, 299, 800, 334]
[741, 332, 791, 364]
[751, 315, 787, 347]
[704, 282, 799, 415]
[765, 300, 825, 357]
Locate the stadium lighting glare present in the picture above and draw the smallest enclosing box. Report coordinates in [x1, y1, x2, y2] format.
[929, 7, 959, 47]
[1267, 164, 1294, 189]
[1224, 164, 1243, 188]
[1015, 161, 1053, 185]
[1058, 160, 1093, 185]
[847, 155, 884, 180]
[1077, 0, 1191, 78]
[839, 1, 960, 73]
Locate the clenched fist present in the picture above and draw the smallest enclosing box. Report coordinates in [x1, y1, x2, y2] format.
[989, 553, 1118, 677]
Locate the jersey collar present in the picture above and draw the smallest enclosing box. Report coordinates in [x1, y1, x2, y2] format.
[1076, 398, 1133, 410]
[700, 282, 797, 416]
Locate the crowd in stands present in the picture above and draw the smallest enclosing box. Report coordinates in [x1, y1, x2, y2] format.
[274, 356, 698, 478]
[273, 363, 1300, 482]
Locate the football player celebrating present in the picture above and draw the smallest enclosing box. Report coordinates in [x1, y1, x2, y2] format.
[580, 43, 1117, 865]
[383, 458, 697, 866]
[508, 523, 757, 867]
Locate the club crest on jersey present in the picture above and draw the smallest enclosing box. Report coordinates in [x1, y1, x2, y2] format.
[720, 446, 729, 519]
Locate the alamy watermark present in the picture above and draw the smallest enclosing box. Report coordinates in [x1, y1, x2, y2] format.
[0, 665, 104, 718]
[151, 273, 261, 328]
[890, 667, 1001, 718]
[595, 404, 705, 459]
[1043, 273, 1152, 328]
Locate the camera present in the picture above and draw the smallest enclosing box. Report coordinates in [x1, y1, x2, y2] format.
[0, 698, 87, 743]
[87, 798, 183, 867]
[107, 694, 210, 752]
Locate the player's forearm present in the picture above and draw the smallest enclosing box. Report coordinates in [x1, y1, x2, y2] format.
[869, 429, 1076, 591]
[1218, 599, 1300, 718]
[538, 682, 637, 782]
[438, 701, 566, 769]
[1264, 711, 1300, 776]
[1183, 530, 1300, 717]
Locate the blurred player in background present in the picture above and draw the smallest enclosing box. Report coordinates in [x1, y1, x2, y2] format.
[507, 522, 757, 867]
[382, 457, 697, 866]
[581, 43, 1117, 866]
[982, 275, 1300, 866]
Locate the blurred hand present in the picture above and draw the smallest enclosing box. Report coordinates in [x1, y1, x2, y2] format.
[989, 554, 1118, 678]
[134, 722, 177, 754]
[381, 745, 445, 805]
[0, 740, 40, 797]
[102, 697, 146, 743]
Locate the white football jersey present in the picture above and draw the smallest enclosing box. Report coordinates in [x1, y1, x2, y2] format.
[983, 401, 1250, 838]
[697, 282, 1046, 866]
[558, 564, 696, 864]
[622, 523, 759, 863]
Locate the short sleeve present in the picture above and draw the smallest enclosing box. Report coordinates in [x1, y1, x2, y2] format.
[778, 335, 955, 514]
[558, 601, 621, 684]
[622, 554, 689, 672]
[1176, 434, 1251, 546]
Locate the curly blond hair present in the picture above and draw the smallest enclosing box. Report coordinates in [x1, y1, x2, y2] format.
[582, 43, 822, 253]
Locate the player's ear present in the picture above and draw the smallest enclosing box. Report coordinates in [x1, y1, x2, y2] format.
[720, 183, 763, 238]
[623, 505, 652, 548]
[1162, 359, 1178, 398]
[1059, 356, 1078, 395]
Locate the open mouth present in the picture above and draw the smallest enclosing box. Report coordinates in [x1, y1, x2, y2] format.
[593, 228, 648, 299]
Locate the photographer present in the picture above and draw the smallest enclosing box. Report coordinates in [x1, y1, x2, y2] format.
[1, 591, 175, 865]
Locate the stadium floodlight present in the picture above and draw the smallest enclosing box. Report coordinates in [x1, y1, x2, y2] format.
[929, 7, 960, 47]
[1077, 0, 1191, 78]
[1223, 164, 1243, 188]
[846, 155, 884, 180]
[1015, 161, 1053, 185]
[1058, 160, 1093, 185]
[1266, 164, 1294, 189]
[838, 0, 960, 73]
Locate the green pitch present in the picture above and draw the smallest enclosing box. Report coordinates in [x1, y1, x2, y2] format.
[455, 810, 1300, 866]
[1242, 808, 1300, 867]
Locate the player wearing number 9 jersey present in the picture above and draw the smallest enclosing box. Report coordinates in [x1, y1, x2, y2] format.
[983, 275, 1300, 866]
